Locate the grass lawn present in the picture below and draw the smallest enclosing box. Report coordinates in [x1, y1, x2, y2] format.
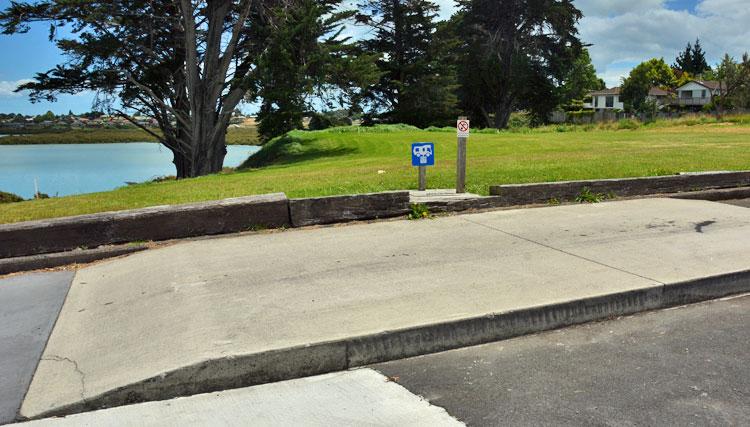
[2, 119, 750, 224]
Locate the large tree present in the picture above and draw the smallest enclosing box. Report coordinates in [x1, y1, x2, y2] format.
[0, 0, 288, 178]
[252, 0, 377, 141]
[357, 0, 459, 127]
[455, 0, 583, 128]
[621, 58, 676, 112]
[716, 53, 750, 114]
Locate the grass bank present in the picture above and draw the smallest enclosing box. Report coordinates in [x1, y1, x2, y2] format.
[0, 126, 258, 145]
[2, 119, 750, 224]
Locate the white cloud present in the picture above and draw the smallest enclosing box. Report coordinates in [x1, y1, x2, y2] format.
[576, 0, 750, 87]
[0, 79, 33, 97]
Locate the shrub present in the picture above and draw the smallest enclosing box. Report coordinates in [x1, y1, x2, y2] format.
[408, 203, 430, 220]
[0, 190, 24, 203]
[617, 119, 640, 130]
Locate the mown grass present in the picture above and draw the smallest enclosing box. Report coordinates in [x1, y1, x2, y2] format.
[0, 126, 259, 145]
[2, 119, 750, 224]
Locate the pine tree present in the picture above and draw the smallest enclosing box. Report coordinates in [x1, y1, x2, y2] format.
[456, 0, 583, 128]
[674, 42, 694, 74]
[253, 0, 379, 141]
[690, 39, 710, 76]
[357, 0, 459, 127]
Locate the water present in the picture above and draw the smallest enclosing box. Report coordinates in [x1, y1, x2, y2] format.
[0, 143, 260, 199]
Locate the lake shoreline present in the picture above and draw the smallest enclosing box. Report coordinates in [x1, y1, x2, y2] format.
[0, 127, 259, 146]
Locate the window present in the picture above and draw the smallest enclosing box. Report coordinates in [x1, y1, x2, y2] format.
[701, 90, 707, 98]
[594, 96, 599, 108]
[681, 90, 693, 99]
[606, 96, 614, 108]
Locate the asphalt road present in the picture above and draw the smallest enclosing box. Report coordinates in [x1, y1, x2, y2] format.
[0, 272, 73, 425]
[374, 294, 750, 426]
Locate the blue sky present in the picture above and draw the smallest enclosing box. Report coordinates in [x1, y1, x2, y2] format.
[0, 0, 748, 115]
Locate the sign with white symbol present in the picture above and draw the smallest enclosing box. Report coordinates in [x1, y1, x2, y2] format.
[457, 119, 470, 138]
[412, 142, 435, 166]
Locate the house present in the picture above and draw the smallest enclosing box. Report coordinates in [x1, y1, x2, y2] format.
[585, 87, 681, 111]
[585, 88, 625, 111]
[673, 80, 724, 107]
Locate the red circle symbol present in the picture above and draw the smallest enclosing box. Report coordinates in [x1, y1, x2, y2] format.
[458, 121, 469, 132]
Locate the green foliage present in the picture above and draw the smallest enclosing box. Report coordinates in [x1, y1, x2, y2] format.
[621, 58, 677, 112]
[308, 111, 353, 131]
[508, 112, 533, 129]
[560, 49, 605, 106]
[673, 39, 711, 76]
[357, 0, 459, 128]
[716, 53, 750, 111]
[0, 191, 24, 203]
[456, 0, 583, 128]
[254, 0, 377, 142]
[575, 187, 605, 203]
[617, 119, 640, 130]
[408, 203, 431, 220]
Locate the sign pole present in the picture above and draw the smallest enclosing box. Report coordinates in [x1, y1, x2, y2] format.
[411, 142, 435, 192]
[456, 116, 469, 193]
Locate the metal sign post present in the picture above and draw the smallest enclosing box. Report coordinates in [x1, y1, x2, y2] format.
[456, 117, 469, 193]
[411, 142, 435, 191]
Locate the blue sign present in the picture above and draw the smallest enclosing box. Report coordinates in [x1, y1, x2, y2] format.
[411, 142, 435, 167]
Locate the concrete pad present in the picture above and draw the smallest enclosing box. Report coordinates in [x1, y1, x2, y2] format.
[14, 369, 461, 426]
[463, 198, 750, 283]
[0, 272, 73, 425]
[20, 198, 750, 418]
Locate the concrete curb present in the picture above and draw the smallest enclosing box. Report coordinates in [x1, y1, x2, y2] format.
[0, 245, 148, 276]
[489, 171, 750, 204]
[289, 192, 410, 227]
[24, 269, 750, 420]
[0, 194, 290, 258]
[670, 186, 750, 201]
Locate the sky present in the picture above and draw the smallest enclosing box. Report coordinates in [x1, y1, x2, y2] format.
[0, 0, 749, 115]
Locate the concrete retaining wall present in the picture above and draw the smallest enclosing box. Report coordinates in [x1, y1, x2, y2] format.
[489, 171, 750, 204]
[289, 191, 410, 227]
[0, 194, 290, 258]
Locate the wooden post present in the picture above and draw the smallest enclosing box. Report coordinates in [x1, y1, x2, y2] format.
[418, 166, 427, 191]
[456, 116, 467, 193]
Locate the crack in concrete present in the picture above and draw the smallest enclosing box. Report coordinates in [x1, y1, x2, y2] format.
[461, 217, 665, 285]
[42, 355, 86, 401]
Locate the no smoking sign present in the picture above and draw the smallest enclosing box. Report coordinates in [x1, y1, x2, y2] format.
[457, 119, 470, 138]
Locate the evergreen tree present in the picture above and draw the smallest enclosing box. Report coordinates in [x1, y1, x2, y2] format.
[253, 0, 379, 141]
[674, 39, 710, 76]
[455, 0, 583, 128]
[690, 39, 710, 76]
[357, 0, 459, 127]
[674, 42, 694, 74]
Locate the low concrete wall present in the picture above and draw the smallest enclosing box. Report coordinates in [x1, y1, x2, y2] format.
[289, 191, 410, 227]
[489, 171, 750, 204]
[0, 194, 290, 258]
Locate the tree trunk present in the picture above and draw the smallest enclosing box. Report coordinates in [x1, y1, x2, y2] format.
[493, 93, 514, 129]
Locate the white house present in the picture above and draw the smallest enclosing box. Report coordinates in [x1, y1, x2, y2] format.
[585, 88, 625, 111]
[674, 80, 723, 107]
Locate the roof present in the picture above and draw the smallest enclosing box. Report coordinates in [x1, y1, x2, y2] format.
[679, 80, 723, 90]
[589, 87, 621, 96]
[648, 87, 671, 96]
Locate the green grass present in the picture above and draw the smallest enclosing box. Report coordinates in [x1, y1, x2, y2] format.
[2, 119, 750, 224]
[0, 127, 259, 145]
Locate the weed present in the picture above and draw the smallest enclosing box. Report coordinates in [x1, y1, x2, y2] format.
[575, 187, 605, 203]
[408, 203, 430, 220]
[548, 198, 561, 205]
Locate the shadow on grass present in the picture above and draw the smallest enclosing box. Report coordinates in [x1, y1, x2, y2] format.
[237, 133, 357, 169]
